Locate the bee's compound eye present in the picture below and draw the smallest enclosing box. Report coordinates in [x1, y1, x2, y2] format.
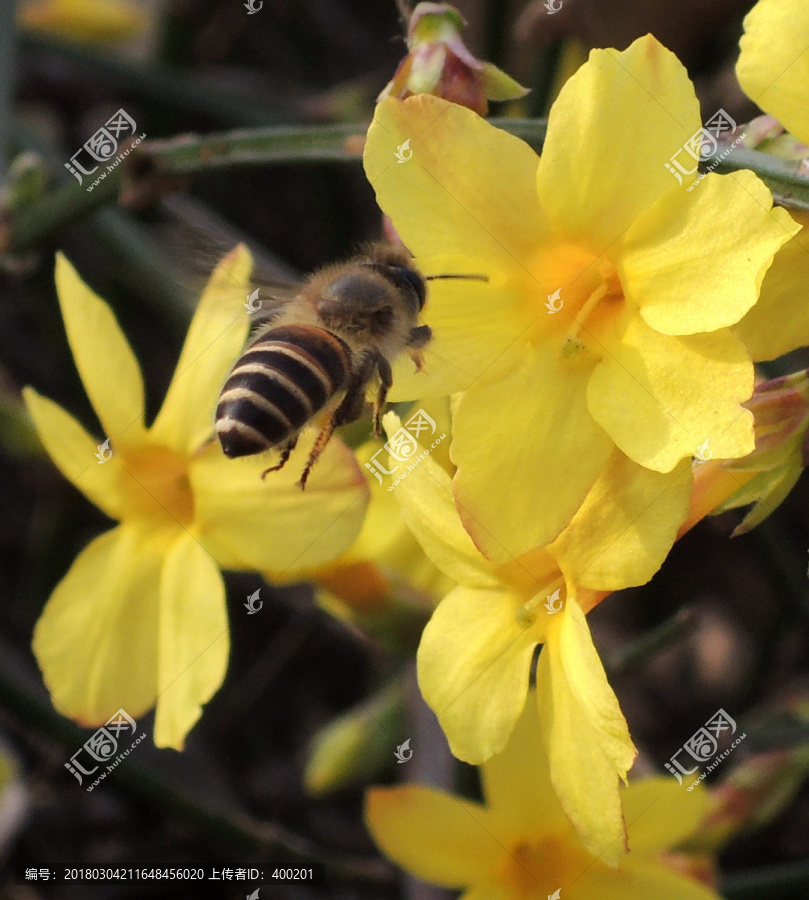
[393, 266, 427, 310]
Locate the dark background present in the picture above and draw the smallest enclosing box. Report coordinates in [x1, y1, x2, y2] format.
[0, 1, 807, 898]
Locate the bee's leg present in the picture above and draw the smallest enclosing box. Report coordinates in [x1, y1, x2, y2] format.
[333, 355, 377, 430]
[297, 418, 336, 489]
[298, 357, 377, 488]
[407, 325, 431, 372]
[373, 355, 393, 437]
[261, 435, 298, 479]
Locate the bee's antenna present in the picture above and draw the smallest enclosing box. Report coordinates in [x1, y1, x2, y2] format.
[425, 274, 489, 282]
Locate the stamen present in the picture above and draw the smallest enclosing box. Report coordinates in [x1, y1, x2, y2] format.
[560, 261, 621, 358]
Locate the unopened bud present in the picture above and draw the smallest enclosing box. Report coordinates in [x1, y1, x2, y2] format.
[304, 679, 406, 795]
[740, 114, 809, 160]
[379, 3, 528, 116]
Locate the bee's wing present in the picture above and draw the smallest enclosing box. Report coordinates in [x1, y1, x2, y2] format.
[155, 193, 301, 295]
[245, 282, 301, 333]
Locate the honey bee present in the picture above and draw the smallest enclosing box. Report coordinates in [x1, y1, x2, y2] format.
[215, 243, 485, 487]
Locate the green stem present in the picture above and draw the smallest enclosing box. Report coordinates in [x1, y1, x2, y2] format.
[0, 0, 17, 172]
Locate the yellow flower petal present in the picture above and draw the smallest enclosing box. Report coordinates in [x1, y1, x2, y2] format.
[191, 432, 368, 575]
[365, 96, 548, 275]
[550, 452, 692, 591]
[537, 599, 635, 866]
[536, 36, 699, 251]
[389, 263, 535, 400]
[733, 210, 809, 361]
[481, 692, 569, 838]
[33, 526, 160, 725]
[383, 412, 499, 588]
[738, 0, 809, 147]
[23, 387, 124, 521]
[366, 786, 502, 888]
[575, 860, 719, 900]
[587, 309, 754, 472]
[621, 171, 798, 335]
[55, 254, 146, 446]
[150, 245, 253, 455]
[154, 534, 228, 749]
[452, 348, 613, 561]
[623, 778, 710, 856]
[365, 96, 549, 397]
[417, 585, 538, 764]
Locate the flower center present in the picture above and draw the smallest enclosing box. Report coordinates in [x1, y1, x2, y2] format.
[500, 834, 589, 898]
[118, 445, 194, 529]
[560, 260, 624, 358]
[515, 583, 565, 628]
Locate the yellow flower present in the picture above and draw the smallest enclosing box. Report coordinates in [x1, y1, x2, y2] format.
[366, 696, 719, 900]
[364, 35, 798, 562]
[737, 0, 809, 148]
[384, 413, 692, 863]
[19, 0, 145, 44]
[24, 250, 368, 749]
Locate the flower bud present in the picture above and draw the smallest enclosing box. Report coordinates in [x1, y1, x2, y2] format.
[379, 3, 528, 116]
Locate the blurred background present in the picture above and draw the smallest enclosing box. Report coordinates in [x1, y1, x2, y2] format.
[0, 0, 808, 898]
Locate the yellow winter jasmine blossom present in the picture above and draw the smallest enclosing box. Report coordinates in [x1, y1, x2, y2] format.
[383, 413, 692, 863]
[24, 250, 368, 749]
[367, 697, 719, 900]
[364, 34, 798, 561]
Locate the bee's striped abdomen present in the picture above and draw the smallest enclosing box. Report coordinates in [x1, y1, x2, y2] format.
[216, 324, 351, 458]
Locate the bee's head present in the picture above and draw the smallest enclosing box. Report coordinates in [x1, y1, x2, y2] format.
[316, 263, 425, 339]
